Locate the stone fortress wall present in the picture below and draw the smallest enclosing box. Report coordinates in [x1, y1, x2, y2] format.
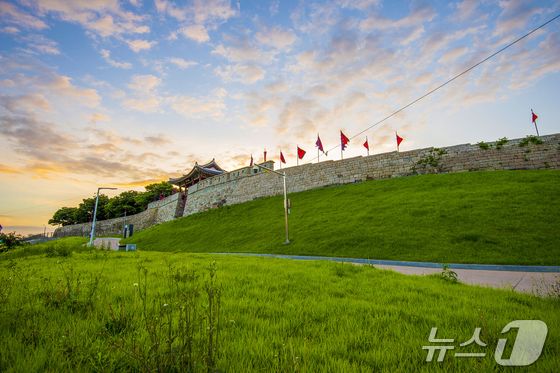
[54, 133, 560, 237]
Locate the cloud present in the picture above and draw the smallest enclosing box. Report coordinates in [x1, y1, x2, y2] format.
[214, 64, 265, 84]
[0, 2, 48, 30]
[114, 177, 169, 188]
[123, 74, 162, 112]
[212, 38, 276, 64]
[155, 0, 185, 20]
[0, 112, 176, 181]
[126, 39, 156, 52]
[123, 97, 161, 113]
[180, 24, 210, 43]
[34, 0, 150, 37]
[47, 75, 101, 107]
[128, 74, 161, 93]
[22, 34, 60, 55]
[453, 0, 480, 21]
[290, 1, 340, 35]
[1, 26, 20, 34]
[269, 0, 280, 16]
[493, 0, 544, 37]
[360, 4, 436, 31]
[336, 0, 380, 10]
[100, 49, 132, 69]
[0, 163, 21, 174]
[170, 95, 225, 119]
[157, 0, 238, 43]
[255, 26, 297, 50]
[438, 46, 469, 64]
[400, 26, 425, 45]
[168, 57, 197, 69]
[191, 0, 238, 25]
[244, 92, 278, 127]
[144, 134, 171, 146]
[0, 114, 75, 162]
[0, 71, 100, 110]
[89, 112, 110, 123]
[0, 94, 50, 113]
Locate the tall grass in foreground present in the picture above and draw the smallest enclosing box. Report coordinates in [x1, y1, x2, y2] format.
[1, 248, 559, 371]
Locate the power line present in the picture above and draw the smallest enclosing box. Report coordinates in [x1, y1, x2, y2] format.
[306, 12, 560, 164]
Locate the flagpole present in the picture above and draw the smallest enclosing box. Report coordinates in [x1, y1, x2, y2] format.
[296, 146, 299, 166]
[396, 131, 399, 152]
[318, 148, 320, 163]
[366, 136, 369, 156]
[279, 150, 282, 169]
[532, 109, 540, 136]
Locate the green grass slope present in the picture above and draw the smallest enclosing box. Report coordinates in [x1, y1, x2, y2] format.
[126, 170, 560, 265]
[1, 251, 559, 371]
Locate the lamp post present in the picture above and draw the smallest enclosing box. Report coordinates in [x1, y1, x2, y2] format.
[88, 187, 117, 247]
[252, 163, 290, 244]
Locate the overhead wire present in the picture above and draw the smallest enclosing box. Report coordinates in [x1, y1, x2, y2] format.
[304, 12, 560, 164]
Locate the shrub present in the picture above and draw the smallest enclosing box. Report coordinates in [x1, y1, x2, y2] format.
[440, 264, 458, 283]
[519, 135, 544, 147]
[477, 141, 490, 150]
[495, 137, 508, 150]
[0, 232, 24, 253]
[45, 241, 74, 257]
[412, 148, 448, 174]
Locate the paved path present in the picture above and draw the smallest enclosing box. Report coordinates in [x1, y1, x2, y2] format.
[215, 253, 559, 295]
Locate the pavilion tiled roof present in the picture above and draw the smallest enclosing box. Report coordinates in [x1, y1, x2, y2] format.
[169, 159, 226, 187]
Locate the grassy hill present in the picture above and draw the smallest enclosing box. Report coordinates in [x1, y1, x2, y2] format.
[125, 170, 560, 265]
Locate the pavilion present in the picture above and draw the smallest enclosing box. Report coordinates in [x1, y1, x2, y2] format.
[169, 159, 226, 190]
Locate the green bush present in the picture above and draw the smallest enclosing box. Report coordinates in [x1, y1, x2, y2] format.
[44, 239, 88, 258]
[495, 137, 508, 150]
[440, 264, 458, 283]
[519, 135, 544, 147]
[477, 141, 490, 150]
[0, 232, 24, 253]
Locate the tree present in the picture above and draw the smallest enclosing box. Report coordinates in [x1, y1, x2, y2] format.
[75, 194, 110, 224]
[135, 182, 176, 208]
[48, 207, 79, 226]
[0, 232, 24, 252]
[105, 191, 142, 219]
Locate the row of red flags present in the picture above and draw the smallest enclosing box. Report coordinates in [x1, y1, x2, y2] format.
[250, 109, 540, 166]
[250, 131, 404, 166]
[291, 131, 404, 164]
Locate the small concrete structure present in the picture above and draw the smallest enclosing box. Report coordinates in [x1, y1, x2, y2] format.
[92, 237, 121, 251]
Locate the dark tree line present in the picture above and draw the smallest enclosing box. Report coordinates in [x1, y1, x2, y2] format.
[49, 182, 177, 226]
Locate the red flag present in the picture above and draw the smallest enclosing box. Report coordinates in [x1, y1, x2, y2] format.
[396, 132, 404, 149]
[340, 131, 349, 150]
[280, 151, 286, 164]
[249, 154, 253, 166]
[264, 149, 267, 162]
[315, 134, 324, 153]
[297, 146, 306, 159]
[531, 109, 538, 123]
[363, 137, 369, 150]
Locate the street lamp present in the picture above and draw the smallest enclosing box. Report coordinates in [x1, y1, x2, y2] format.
[252, 163, 290, 244]
[88, 187, 117, 247]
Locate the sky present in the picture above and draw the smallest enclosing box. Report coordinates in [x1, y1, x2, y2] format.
[0, 0, 559, 234]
